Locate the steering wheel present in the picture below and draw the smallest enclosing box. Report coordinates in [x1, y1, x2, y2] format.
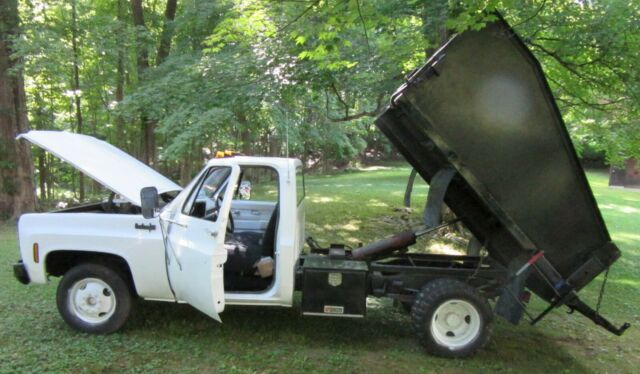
[215, 194, 235, 234]
[202, 195, 234, 234]
[203, 196, 220, 221]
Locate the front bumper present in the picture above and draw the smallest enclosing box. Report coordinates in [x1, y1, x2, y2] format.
[13, 260, 30, 285]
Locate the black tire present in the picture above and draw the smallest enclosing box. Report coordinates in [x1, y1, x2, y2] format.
[411, 278, 492, 358]
[56, 263, 132, 334]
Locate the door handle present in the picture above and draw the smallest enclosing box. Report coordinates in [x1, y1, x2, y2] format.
[251, 210, 261, 215]
[206, 228, 218, 237]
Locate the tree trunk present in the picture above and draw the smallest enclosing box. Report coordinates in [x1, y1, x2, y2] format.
[156, 0, 177, 65]
[131, 0, 178, 167]
[235, 109, 253, 155]
[115, 0, 126, 148]
[609, 158, 640, 188]
[46, 154, 53, 200]
[624, 159, 640, 187]
[38, 152, 47, 201]
[71, 0, 85, 201]
[131, 0, 154, 165]
[130, 0, 149, 70]
[179, 142, 194, 185]
[141, 120, 155, 165]
[0, 0, 36, 219]
[422, 0, 450, 58]
[269, 131, 279, 157]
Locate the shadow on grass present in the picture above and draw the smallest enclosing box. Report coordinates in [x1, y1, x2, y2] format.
[125, 298, 593, 372]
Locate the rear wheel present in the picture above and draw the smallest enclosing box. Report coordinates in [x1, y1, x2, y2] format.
[56, 263, 132, 334]
[411, 278, 492, 358]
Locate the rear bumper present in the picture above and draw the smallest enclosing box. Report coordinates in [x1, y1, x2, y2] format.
[13, 260, 30, 285]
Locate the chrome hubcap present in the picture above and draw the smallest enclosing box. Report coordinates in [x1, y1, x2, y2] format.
[69, 278, 116, 324]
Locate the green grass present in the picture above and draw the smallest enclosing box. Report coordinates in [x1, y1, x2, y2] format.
[1, 165, 638, 373]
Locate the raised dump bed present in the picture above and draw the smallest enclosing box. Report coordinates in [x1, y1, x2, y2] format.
[376, 15, 627, 334]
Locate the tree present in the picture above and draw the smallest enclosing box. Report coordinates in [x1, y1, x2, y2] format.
[115, 0, 127, 147]
[130, 0, 179, 166]
[8, 0, 639, 209]
[130, 0, 153, 165]
[156, 0, 177, 65]
[70, 0, 85, 201]
[0, 0, 35, 219]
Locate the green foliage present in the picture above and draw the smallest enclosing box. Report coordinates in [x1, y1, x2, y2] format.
[12, 0, 640, 201]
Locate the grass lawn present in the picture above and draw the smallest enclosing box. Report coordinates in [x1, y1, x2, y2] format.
[1, 165, 638, 373]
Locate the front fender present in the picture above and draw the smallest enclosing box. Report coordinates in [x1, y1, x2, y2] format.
[18, 212, 174, 300]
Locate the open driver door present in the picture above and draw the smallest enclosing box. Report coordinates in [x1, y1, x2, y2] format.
[161, 164, 240, 321]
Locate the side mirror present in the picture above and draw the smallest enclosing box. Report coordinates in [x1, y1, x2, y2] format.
[140, 186, 159, 219]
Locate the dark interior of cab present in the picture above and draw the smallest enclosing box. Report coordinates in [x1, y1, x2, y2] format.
[189, 165, 279, 292]
[223, 204, 278, 291]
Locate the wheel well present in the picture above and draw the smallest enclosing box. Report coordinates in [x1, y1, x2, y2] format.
[45, 250, 137, 296]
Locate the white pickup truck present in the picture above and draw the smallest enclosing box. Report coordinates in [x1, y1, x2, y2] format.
[15, 130, 505, 358]
[13, 17, 629, 358]
[15, 130, 306, 327]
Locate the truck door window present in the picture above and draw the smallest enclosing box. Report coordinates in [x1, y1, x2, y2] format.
[235, 167, 278, 202]
[183, 166, 232, 220]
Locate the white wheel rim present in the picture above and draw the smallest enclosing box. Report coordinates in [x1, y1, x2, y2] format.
[69, 277, 116, 324]
[430, 299, 481, 349]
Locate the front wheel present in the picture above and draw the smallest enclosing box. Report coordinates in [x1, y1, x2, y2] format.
[411, 278, 492, 358]
[56, 263, 132, 334]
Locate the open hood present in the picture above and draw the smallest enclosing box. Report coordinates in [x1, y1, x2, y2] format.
[18, 131, 181, 206]
[376, 17, 619, 301]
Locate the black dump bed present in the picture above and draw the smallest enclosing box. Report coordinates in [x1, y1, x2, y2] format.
[376, 17, 620, 303]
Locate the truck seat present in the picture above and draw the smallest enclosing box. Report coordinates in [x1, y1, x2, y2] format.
[224, 204, 278, 274]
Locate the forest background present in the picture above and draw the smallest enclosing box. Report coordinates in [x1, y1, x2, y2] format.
[1, 0, 639, 218]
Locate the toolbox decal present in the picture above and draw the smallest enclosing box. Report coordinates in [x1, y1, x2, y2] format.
[328, 272, 342, 287]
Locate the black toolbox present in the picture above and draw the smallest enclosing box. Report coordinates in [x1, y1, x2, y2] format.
[301, 255, 368, 318]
